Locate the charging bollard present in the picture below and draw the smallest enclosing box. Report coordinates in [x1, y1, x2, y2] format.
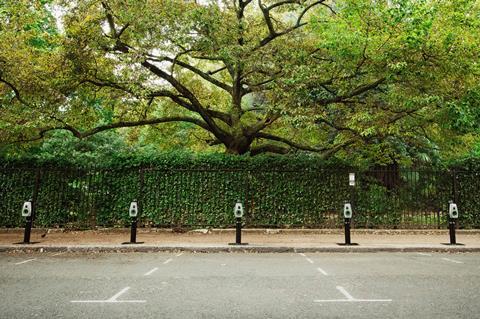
[22, 201, 33, 244]
[343, 202, 353, 245]
[130, 201, 138, 243]
[229, 202, 248, 245]
[123, 201, 143, 245]
[448, 201, 458, 245]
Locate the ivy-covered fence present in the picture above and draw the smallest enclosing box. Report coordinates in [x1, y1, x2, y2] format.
[0, 165, 479, 229]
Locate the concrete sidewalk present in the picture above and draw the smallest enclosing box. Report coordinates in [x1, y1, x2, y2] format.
[1, 228, 479, 253]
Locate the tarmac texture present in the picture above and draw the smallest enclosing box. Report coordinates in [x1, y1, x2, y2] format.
[1, 252, 479, 318]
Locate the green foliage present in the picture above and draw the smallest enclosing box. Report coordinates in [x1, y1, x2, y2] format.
[1, 156, 479, 229]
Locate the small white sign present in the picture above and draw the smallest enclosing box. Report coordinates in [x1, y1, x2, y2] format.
[129, 201, 138, 217]
[21, 201, 32, 217]
[349, 173, 355, 186]
[234, 202, 244, 218]
[343, 203, 353, 219]
[449, 202, 458, 219]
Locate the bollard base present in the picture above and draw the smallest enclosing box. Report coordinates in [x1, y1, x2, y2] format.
[228, 243, 249, 246]
[337, 243, 359, 246]
[13, 242, 40, 245]
[121, 242, 144, 245]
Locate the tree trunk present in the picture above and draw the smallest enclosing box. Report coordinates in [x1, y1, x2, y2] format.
[224, 135, 253, 155]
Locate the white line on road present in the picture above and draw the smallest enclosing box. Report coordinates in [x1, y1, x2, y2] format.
[417, 253, 432, 256]
[305, 257, 314, 264]
[15, 259, 36, 265]
[175, 252, 184, 257]
[314, 286, 392, 303]
[163, 258, 173, 265]
[71, 287, 146, 303]
[337, 286, 355, 300]
[441, 257, 463, 264]
[144, 267, 159, 276]
[107, 287, 130, 301]
[298, 253, 306, 257]
[317, 267, 329, 276]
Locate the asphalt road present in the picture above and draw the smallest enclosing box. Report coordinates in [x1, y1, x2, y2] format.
[0, 252, 479, 318]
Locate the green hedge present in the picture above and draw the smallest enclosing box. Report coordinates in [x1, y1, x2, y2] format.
[1, 154, 479, 229]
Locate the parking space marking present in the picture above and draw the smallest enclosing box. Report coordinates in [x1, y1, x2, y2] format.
[52, 252, 65, 257]
[317, 267, 328, 276]
[305, 257, 314, 264]
[163, 258, 173, 265]
[337, 286, 355, 300]
[71, 287, 146, 303]
[175, 252, 184, 257]
[441, 257, 463, 264]
[314, 286, 392, 303]
[417, 253, 432, 256]
[298, 253, 306, 257]
[15, 258, 36, 265]
[144, 267, 159, 276]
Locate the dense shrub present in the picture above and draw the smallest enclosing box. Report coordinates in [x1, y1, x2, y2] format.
[0, 154, 478, 229]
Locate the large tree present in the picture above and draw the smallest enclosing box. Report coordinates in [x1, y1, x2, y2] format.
[1, 0, 479, 160]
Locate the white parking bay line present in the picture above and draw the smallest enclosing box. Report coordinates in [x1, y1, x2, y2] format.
[144, 267, 159, 276]
[15, 258, 37, 265]
[107, 287, 131, 301]
[163, 258, 173, 265]
[337, 286, 355, 300]
[314, 286, 392, 303]
[71, 287, 146, 303]
[175, 252, 184, 257]
[441, 257, 463, 264]
[417, 253, 432, 256]
[298, 253, 306, 257]
[305, 257, 314, 264]
[317, 267, 328, 276]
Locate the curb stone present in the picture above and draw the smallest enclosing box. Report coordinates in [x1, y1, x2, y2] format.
[1, 245, 479, 254]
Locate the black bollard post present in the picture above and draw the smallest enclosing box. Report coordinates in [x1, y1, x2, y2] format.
[344, 218, 351, 245]
[235, 217, 242, 244]
[338, 201, 357, 246]
[130, 216, 138, 244]
[122, 200, 143, 245]
[23, 215, 32, 244]
[445, 201, 460, 245]
[229, 202, 247, 245]
[448, 218, 456, 245]
[22, 201, 33, 244]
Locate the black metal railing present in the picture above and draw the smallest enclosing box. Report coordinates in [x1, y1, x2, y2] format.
[0, 166, 478, 229]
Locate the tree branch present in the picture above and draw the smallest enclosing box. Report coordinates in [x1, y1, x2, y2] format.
[254, 132, 355, 157]
[149, 90, 233, 125]
[141, 60, 229, 140]
[162, 57, 232, 93]
[318, 77, 386, 105]
[0, 77, 29, 105]
[10, 116, 211, 144]
[256, 0, 325, 49]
